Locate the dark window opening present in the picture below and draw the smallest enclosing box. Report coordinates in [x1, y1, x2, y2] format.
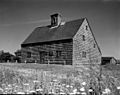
[94, 44, 96, 48]
[53, 17, 56, 25]
[42, 51, 47, 56]
[27, 52, 31, 58]
[56, 51, 62, 58]
[86, 25, 88, 30]
[82, 51, 86, 58]
[51, 17, 57, 26]
[82, 35, 85, 41]
[49, 51, 53, 56]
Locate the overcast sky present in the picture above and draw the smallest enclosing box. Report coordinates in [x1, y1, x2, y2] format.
[0, 0, 119, 59]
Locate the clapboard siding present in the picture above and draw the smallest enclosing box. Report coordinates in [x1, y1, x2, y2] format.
[21, 40, 73, 65]
[73, 19, 101, 66]
[21, 18, 101, 66]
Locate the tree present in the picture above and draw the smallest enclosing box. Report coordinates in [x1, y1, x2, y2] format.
[0, 52, 15, 63]
[13, 56, 21, 63]
[14, 49, 22, 63]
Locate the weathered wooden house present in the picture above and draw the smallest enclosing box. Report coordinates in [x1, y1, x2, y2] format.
[21, 13, 101, 66]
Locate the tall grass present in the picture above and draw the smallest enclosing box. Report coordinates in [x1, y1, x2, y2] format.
[0, 63, 119, 94]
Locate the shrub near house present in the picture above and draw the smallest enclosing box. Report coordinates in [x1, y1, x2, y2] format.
[0, 52, 15, 63]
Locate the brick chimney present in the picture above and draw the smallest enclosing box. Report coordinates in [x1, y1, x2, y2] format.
[50, 13, 62, 27]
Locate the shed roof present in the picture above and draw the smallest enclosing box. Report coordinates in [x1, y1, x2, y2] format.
[22, 18, 85, 46]
[102, 57, 115, 60]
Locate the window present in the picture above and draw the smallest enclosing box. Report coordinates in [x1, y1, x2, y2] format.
[27, 52, 31, 58]
[93, 44, 96, 48]
[51, 16, 57, 26]
[49, 51, 53, 56]
[53, 17, 56, 25]
[82, 35, 85, 41]
[82, 51, 86, 58]
[86, 25, 88, 30]
[56, 51, 62, 58]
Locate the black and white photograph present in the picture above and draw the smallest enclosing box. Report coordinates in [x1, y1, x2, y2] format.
[0, 0, 119, 94]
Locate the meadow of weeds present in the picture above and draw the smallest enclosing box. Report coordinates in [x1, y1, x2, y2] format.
[0, 63, 119, 94]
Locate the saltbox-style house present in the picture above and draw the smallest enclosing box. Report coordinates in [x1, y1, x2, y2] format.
[21, 13, 101, 66]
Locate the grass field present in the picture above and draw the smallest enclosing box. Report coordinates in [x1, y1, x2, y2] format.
[0, 63, 78, 94]
[0, 63, 120, 94]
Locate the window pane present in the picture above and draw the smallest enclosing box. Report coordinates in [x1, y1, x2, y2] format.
[56, 51, 61, 58]
[82, 35, 85, 41]
[82, 51, 86, 58]
[94, 44, 96, 48]
[86, 25, 88, 30]
[27, 52, 31, 58]
[49, 51, 53, 56]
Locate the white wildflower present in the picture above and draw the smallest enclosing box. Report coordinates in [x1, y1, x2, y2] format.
[104, 88, 111, 94]
[29, 90, 36, 93]
[8, 84, 12, 87]
[0, 88, 3, 91]
[23, 83, 29, 85]
[70, 85, 73, 88]
[33, 80, 40, 83]
[117, 86, 120, 89]
[59, 92, 66, 94]
[66, 85, 70, 88]
[88, 89, 93, 92]
[36, 88, 43, 92]
[73, 88, 77, 93]
[81, 82, 86, 86]
[81, 92, 87, 95]
[17, 92, 25, 94]
[80, 87, 85, 92]
[53, 79, 58, 82]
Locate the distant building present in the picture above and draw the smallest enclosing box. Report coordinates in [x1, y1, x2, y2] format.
[116, 59, 120, 64]
[102, 57, 117, 65]
[0, 50, 4, 55]
[21, 13, 101, 66]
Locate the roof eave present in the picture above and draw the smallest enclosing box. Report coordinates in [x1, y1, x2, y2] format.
[21, 39, 73, 47]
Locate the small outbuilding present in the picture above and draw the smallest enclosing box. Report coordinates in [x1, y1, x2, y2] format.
[102, 57, 117, 65]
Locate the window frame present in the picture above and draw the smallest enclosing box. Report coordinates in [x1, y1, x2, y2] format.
[93, 43, 96, 48]
[86, 25, 88, 30]
[82, 35, 85, 41]
[27, 52, 31, 58]
[82, 51, 86, 58]
[56, 50, 62, 58]
[49, 51, 53, 56]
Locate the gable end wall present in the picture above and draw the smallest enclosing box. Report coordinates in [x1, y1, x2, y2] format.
[73, 19, 101, 66]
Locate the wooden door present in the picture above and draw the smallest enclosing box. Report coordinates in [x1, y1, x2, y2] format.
[39, 51, 45, 64]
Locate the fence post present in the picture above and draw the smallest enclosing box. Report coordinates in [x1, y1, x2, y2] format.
[35, 60, 37, 64]
[64, 61, 65, 65]
[25, 60, 26, 64]
[16, 60, 18, 63]
[7, 60, 9, 63]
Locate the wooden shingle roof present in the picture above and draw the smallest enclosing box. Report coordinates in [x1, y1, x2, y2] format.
[21, 18, 85, 46]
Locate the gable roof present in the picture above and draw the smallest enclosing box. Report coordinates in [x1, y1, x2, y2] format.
[86, 18, 102, 55]
[102, 57, 116, 61]
[21, 18, 85, 46]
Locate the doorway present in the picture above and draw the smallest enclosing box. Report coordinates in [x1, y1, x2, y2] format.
[39, 51, 46, 64]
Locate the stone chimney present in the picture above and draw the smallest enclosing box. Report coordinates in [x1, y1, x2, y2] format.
[50, 13, 62, 27]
